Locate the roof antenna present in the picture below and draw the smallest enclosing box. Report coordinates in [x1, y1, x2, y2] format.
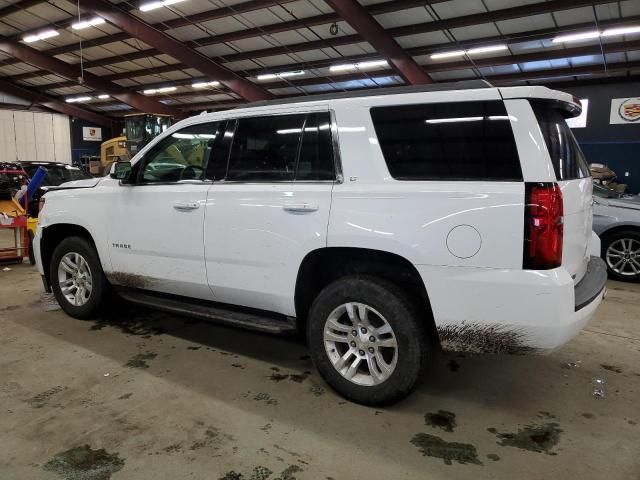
[76, 0, 85, 85]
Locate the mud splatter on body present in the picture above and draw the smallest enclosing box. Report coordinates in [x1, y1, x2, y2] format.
[43, 445, 124, 480]
[411, 433, 482, 465]
[425, 410, 457, 433]
[437, 323, 536, 354]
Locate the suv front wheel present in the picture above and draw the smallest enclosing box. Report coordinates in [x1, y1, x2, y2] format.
[50, 236, 109, 319]
[307, 275, 430, 405]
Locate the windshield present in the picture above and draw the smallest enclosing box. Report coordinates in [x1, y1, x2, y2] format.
[23, 164, 90, 186]
[532, 103, 590, 181]
[593, 183, 620, 199]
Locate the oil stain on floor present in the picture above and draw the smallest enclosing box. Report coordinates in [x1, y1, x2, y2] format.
[124, 352, 157, 369]
[424, 410, 457, 433]
[43, 445, 125, 480]
[410, 433, 482, 466]
[488, 423, 562, 455]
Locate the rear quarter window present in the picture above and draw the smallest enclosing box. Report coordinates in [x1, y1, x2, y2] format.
[370, 101, 523, 181]
[531, 103, 590, 181]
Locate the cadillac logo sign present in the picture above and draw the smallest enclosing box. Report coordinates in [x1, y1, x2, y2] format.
[610, 97, 640, 124]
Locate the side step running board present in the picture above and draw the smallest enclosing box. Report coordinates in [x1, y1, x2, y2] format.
[117, 289, 297, 334]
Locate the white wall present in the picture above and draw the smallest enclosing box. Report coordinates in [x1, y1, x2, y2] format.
[0, 110, 71, 163]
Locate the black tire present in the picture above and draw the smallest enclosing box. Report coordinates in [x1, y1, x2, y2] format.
[601, 230, 640, 282]
[307, 275, 431, 406]
[50, 236, 109, 319]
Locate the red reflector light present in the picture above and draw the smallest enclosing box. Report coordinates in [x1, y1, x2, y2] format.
[524, 182, 563, 269]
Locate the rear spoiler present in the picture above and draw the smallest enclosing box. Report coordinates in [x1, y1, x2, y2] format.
[499, 86, 582, 118]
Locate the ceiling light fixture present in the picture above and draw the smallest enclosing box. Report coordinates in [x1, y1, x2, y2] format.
[65, 96, 92, 103]
[140, 0, 186, 12]
[430, 45, 507, 60]
[143, 86, 177, 94]
[466, 44, 508, 54]
[430, 50, 466, 60]
[552, 30, 600, 43]
[192, 81, 220, 88]
[257, 70, 305, 81]
[601, 25, 640, 37]
[97, 94, 110, 99]
[71, 17, 106, 30]
[330, 59, 389, 72]
[23, 29, 59, 43]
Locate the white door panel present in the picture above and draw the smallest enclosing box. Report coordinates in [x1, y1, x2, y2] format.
[107, 183, 213, 300]
[205, 183, 332, 315]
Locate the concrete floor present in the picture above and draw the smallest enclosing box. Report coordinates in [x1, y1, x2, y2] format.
[1, 262, 639, 480]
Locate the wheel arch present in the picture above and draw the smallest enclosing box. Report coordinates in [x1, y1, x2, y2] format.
[598, 223, 640, 243]
[40, 223, 100, 286]
[294, 247, 437, 342]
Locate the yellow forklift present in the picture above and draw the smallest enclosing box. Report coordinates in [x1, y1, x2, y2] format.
[92, 113, 173, 175]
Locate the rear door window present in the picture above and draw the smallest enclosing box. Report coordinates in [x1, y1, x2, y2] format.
[224, 113, 335, 182]
[370, 101, 522, 181]
[532, 103, 590, 181]
[227, 114, 305, 182]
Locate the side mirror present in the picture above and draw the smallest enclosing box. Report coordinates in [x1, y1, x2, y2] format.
[110, 161, 132, 181]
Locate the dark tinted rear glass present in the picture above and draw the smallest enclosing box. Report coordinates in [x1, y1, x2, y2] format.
[532, 103, 590, 181]
[297, 112, 334, 181]
[370, 101, 522, 181]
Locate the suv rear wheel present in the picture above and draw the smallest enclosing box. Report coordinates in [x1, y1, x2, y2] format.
[50, 236, 109, 319]
[307, 275, 430, 405]
[602, 230, 640, 282]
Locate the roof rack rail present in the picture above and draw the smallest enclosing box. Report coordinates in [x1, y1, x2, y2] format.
[236, 80, 494, 109]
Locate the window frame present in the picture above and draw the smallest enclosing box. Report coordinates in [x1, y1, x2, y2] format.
[369, 100, 524, 182]
[130, 121, 226, 186]
[212, 110, 342, 184]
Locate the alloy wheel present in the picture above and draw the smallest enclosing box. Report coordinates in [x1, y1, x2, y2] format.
[323, 302, 398, 386]
[606, 238, 640, 277]
[57, 252, 93, 306]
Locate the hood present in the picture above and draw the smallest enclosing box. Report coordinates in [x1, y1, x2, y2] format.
[47, 177, 101, 191]
[597, 195, 640, 210]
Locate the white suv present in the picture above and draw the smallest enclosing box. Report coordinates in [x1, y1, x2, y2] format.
[34, 81, 607, 405]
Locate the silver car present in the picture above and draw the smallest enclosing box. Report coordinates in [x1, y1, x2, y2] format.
[593, 183, 640, 281]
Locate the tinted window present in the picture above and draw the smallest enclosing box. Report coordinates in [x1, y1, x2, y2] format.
[138, 122, 222, 183]
[532, 104, 590, 181]
[370, 101, 522, 181]
[297, 113, 334, 181]
[227, 115, 305, 181]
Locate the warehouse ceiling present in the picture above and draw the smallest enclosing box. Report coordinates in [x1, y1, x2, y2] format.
[0, 0, 638, 122]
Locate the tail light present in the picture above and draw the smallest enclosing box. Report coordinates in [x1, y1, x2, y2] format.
[523, 182, 563, 269]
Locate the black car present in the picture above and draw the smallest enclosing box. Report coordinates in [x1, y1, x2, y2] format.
[20, 162, 91, 217]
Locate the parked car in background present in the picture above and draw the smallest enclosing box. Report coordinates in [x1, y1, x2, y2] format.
[34, 82, 607, 405]
[593, 183, 640, 282]
[20, 162, 91, 218]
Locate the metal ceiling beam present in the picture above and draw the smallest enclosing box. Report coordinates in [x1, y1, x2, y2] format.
[0, 0, 43, 19]
[3, 0, 440, 67]
[154, 38, 640, 99]
[0, 78, 112, 127]
[0, 36, 179, 116]
[323, 0, 430, 84]
[77, 0, 272, 102]
[12, 0, 616, 86]
[2, 0, 614, 83]
[163, 60, 640, 114]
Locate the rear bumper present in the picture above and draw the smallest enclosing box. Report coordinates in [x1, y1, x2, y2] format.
[417, 258, 606, 354]
[574, 256, 607, 311]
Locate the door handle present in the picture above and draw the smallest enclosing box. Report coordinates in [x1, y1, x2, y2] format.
[173, 201, 199, 210]
[283, 203, 319, 213]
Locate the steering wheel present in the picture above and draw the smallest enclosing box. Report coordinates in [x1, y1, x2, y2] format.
[181, 165, 204, 180]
